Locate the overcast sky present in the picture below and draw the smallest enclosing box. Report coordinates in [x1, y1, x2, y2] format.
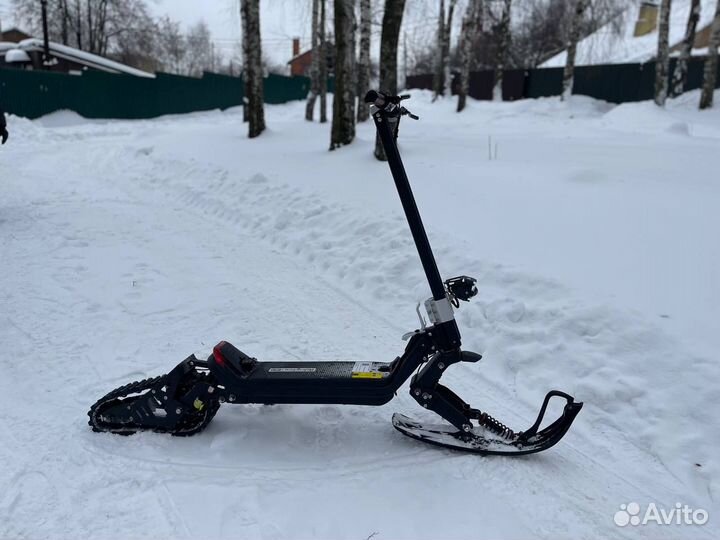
[152, 0, 311, 66]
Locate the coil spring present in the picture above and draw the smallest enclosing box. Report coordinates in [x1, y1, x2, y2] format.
[472, 410, 515, 439]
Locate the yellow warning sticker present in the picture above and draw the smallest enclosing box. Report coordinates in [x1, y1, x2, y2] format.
[351, 371, 384, 379]
[351, 361, 384, 379]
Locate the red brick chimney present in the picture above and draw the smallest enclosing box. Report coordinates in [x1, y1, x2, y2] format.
[292, 37, 300, 57]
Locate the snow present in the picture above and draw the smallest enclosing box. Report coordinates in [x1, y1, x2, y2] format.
[1, 90, 719, 539]
[542, 0, 717, 67]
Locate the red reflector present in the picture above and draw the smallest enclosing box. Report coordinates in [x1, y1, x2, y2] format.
[213, 342, 227, 366]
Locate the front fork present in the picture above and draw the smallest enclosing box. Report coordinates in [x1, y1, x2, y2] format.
[409, 319, 481, 433]
[410, 347, 482, 433]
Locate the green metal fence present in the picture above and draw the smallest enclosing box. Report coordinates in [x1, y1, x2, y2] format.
[408, 57, 720, 104]
[0, 68, 310, 120]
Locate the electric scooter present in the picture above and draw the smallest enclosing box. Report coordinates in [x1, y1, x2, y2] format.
[88, 91, 582, 455]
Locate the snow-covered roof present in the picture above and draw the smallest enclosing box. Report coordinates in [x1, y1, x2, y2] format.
[0, 42, 18, 52]
[5, 49, 32, 63]
[17, 38, 155, 78]
[541, 0, 717, 67]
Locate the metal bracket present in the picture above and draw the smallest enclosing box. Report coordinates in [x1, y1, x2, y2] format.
[415, 302, 427, 329]
[424, 297, 455, 325]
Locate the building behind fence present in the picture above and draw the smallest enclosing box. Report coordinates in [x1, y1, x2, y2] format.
[407, 58, 719, 103]
[0, 68, 310, 120]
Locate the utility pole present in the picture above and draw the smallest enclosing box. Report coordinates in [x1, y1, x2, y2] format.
[40, 0, 51, 64]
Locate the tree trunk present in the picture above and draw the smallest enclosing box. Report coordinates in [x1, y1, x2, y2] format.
[442, 0, 458, 97]
[241, 0, 266, 137]
[59, 0, 69, 45]
[457, 0, 482, 112]
[306, 0, 321, 121]
[671, 0, 700, 97]
[241, 0, 249, 122]
[561, 0, 588, 101]
[319, 0, 328, 123]
[492, 0, 511, 101]
[432, 0, 445, 100]
[700, 0, 720, 109]
[330, 0, 357, 150]
[357, 0, 372, 121]
[654, 0, 672, 107]
[374, 0, 407, 160]
[75, 0, 82, 50]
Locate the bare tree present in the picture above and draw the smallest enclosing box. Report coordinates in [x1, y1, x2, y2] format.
[700, 0, 720, 109]
[14, 0, 151, 56]
[671, 0, 701, 97]
[431, 0, 457, 99]
[457, 0, 483, 112]
[493, 0, 511, 101]
[306, 0, 322, 121]
[561, 0, 589, 101]
[654, 0, 672, 107]
[320, 0, 329, 123]
[374, 0, 407, 160]
[156, 16, 186, 74]
[671, 0, 701, 98]
[432, 0, 446, 99]
[442, 0, 458, 97]
[330, 0, 357, 149]
[185, 21, 213, 77]
[241, 0, 265, 138]
[357, 0, 373, 121]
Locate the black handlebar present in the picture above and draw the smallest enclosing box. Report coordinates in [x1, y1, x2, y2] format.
[364, 90, 418, 120]
[364, 90, 410, 107]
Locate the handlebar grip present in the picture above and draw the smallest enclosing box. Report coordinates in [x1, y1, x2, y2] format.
[364, 90, 379, 103]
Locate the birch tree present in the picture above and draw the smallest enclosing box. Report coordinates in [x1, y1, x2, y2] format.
[241, 0, 265, 138]
[671, 0, 701, 97]
[432, 0, 458, 99]
[700, 0, 720, 109]
[457, 0, 483, 112]
[306, 0, 322, 121]
[561, 0, 588, 101]
[357, 0, 373, 121]
[442, 0, 459, 97]
[654, 0, 672, 107]
[492, 0, 511, 101]
[433, 0, 446, 99]
[374, 0, 407, 160]
[330, 0, 357, 149]
[320, 0, 329, 123]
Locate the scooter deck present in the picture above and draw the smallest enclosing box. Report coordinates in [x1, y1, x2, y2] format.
[251, 361, 391, 381]
[209, 342, 402, 406]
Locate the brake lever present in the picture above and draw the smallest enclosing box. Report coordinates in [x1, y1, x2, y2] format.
[400, 107, 419, 120]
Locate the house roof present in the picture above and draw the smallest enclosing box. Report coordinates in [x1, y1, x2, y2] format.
[16, 38, 155, 78]
[0, 27, 32, 41]
[541, 0, 716, 67]
[287, 49, 312, 65]
[287, 42, 334, 65]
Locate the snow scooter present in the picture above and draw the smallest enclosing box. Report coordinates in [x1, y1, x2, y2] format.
[88, 91, 583, 455]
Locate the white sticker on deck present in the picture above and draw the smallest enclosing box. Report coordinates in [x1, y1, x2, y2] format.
[352, 362, 373, 373]
[268, 367, 317, 373]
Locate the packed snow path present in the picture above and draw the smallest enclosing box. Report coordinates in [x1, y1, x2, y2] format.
[1, 93, 718, 539]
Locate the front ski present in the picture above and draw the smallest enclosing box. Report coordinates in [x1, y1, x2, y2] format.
[392, 391, 582, 456]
